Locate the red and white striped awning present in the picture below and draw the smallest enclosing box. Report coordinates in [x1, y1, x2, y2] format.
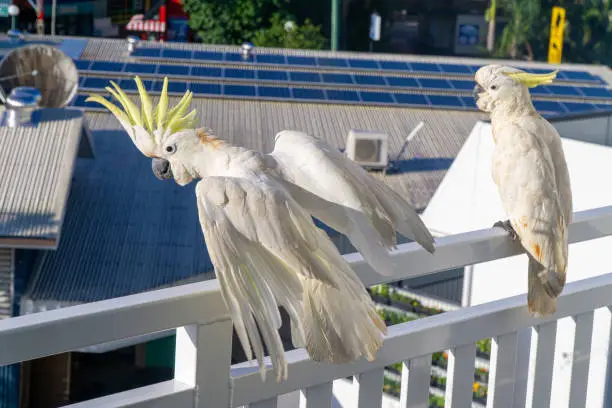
[126, 14, 166, 33]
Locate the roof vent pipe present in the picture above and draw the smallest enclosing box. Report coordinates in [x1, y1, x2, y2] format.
[5, 86, 41, 127]
[127, 36, 140, 53]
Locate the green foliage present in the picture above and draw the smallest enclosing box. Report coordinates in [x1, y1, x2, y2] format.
[477, 338, 491, 356]
[252, 13, 327, 49]
[377, 308, 416, 325]
[370, 284, 443, 316]
[182, 0, 284, 45]
[492, 0, 541, 59]
[491, 0, 612, 64]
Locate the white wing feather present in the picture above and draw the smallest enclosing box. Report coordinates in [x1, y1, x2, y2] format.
[267, 130, 435, 276]
[195, 175, 386, 382]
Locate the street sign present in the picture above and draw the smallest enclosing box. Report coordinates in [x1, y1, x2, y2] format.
[548, 6, 566, 64]
[369, 12, 381, 41]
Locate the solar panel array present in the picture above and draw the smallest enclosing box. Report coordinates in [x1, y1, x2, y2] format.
[73, 59, 612, 100]
[73, 77, 612, 116]
[127, 47, 605, 84]
[71, 48, 612, 116]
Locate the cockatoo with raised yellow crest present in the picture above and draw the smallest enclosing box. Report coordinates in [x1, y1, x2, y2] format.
[473, 65, 572, 317]
[86, 76, 435, 382]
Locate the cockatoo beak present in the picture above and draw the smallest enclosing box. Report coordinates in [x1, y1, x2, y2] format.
[473, 84, 484, 101]
[152, 158, 173, 180]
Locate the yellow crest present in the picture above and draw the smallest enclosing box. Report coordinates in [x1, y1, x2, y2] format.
[502, 70, 559, 88]
[85, 76, 197, 141]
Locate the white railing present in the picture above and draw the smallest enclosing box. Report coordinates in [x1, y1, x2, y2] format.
[3, 206, 612, 408]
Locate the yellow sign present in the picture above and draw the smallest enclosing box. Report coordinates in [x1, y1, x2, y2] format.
[548, 6, 566, 64]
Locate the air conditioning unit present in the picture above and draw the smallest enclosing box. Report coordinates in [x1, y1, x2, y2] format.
[345, 130, 389, 169]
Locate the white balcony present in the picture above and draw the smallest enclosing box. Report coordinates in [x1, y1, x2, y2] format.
[3, 205, 612, 408]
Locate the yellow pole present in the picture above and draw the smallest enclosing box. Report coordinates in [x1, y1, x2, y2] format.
[548, 6, 566, 64]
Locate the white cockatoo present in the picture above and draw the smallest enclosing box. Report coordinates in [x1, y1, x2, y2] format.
[86, 77, 435, 381]
[473, 65, 572, 317]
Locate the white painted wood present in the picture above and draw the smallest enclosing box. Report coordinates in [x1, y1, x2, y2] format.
[175, 320, 233, 408]
[602, 308, 612, 408]
[525, 322, 557, 408]
[348, 205, 612, 287]
[512, 329, 532, 408]
[250, 397, 278, 408]
[399, 355, 431, 408]
[2, 205, 611, 365]
[299, 382, 332, 408]
[444, 344, 477, 408]
[63, 380, 194, 408]
[353, 368, 383, 408]
[568, 312, 594, 408]
[0, 279, 228, 366]
[487, 332, 518, 408]
[231, 272, 612, 405]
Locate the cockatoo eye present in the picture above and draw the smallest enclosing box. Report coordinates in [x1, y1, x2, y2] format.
[165, 144, 177, 154]
[490, 85, 498, 90]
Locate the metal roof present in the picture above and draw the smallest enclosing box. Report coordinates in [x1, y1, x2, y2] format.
[19, 99, 483, 309]
[0, 108, 84, 249]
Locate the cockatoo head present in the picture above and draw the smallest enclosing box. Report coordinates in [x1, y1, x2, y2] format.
[86, 77, 200, 186]
[473, 64, 558, 113]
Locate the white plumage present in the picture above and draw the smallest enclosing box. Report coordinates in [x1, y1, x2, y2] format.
[86, 78, 435, 382]
[474, 65, 572, 316]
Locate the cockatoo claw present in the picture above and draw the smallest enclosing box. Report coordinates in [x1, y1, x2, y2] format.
[493, 220, 518, 241]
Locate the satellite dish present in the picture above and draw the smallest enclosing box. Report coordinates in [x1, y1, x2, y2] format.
[0, 44, 79, 108]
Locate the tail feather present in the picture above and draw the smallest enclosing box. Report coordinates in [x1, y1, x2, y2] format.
[301, 278, 386, 364]
[527, 256, 565, 317]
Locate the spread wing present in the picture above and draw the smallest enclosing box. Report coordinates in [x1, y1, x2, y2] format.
[491, 124, 568, 313]
[195, 175, 385, 382]
[266, 130, 435, 276]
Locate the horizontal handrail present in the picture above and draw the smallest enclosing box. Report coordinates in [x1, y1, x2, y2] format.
[350, 205, 612, 286]
[1, 205, 611, 373]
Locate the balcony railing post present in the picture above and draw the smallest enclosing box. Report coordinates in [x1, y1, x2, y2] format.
[175, 319, 234, 408]
[512, 328, 532, 408]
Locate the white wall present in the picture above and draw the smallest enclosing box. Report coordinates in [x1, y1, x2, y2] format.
[553, 115, 612, 146]
[423, 121, 612, 408]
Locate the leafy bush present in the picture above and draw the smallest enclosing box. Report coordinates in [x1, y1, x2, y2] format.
[252, 13, 327, 49]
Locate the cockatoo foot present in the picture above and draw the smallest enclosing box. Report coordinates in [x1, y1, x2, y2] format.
[493, 220, 518, 241]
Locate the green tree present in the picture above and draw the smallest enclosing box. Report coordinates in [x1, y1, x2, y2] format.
[492, 0, 542, 60]
[252, 13, 327, 49]
[182, 0, 285, 45]
[491, 0, 612, 65]
[562, 0, 612, 65]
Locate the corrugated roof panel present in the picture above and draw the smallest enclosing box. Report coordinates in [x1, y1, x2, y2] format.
[0, 109, 83, 248]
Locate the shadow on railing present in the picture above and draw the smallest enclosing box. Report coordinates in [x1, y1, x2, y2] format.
[2, 205, 612, 408]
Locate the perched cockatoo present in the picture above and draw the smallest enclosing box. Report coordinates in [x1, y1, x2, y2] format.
[473, 65, 572, 316]
[86, 77, 435, 381]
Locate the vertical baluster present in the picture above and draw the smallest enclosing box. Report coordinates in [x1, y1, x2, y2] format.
[513, 328, 532, 408]
[525, 322, 557, 408]
[250, 397, 278, 408]
[299, 382, 333, 408]
[175, 319, 234, 408]
[602, 308, 612, 408]
[353, 368, 384, 408]
[487, 332, 518, 408]
[569, 312, 594, 408]
[444, 344, 477, 408]
[399, 355, 432, 408]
